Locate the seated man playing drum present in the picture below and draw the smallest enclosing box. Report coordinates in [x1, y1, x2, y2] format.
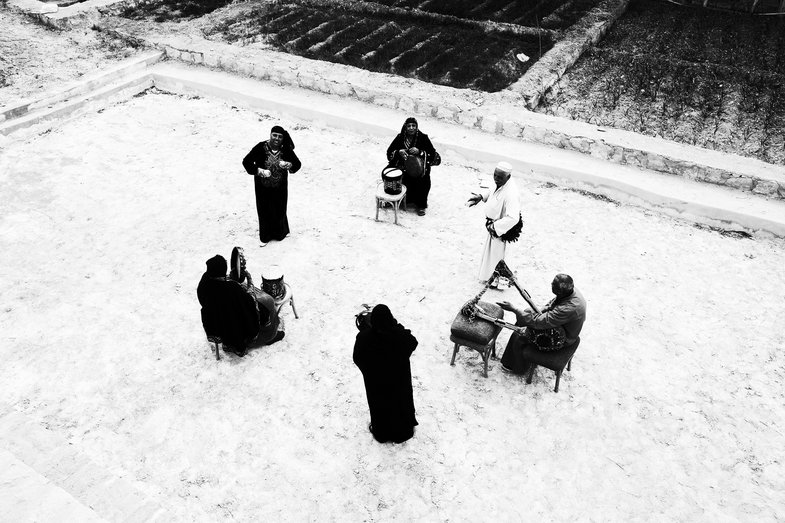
[385, 117, 440, 216]
[497, 274, 586, 374]
[198, 252, 284, 357]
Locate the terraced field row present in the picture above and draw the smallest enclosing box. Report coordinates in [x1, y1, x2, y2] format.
[371, 0, 601, 29]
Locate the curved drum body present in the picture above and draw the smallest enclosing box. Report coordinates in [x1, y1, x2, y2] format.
[230, 246, 249, 284]
[262, 268, 286, 300]
[381, 167, 404, 195]
[403, 154, 425, 178]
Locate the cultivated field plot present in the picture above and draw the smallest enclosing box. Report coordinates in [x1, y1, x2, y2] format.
[203, 4, 546, 91]
[122, 0, 619, 91]
[537, 0, 785, 165]
[1, 90, 785, 519]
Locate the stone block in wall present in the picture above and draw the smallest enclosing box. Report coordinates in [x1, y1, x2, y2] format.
[567, 136, 592, 154]
[698, 168, 726, 185]
[623, 151, 644, 169]
[251, 61, 270, 81]
[375, 95, 399, 110]
[398, 97, 415, 114]
[480, 116, 500, 133]
[203, 52, 219, 69]
[752, 179, 780, 197]
[521, 125, 545, 142]
[588, 140, 612, 161]
[164, 46, 180, 60]
[436, 104, 458, 121]
[500, 120, 522, 138]
[297, 71, 317, 90]
[456, 110, 479, 128]
[417, 102, 436, 117]
[312, 77, 330, 95]
[609, 145, 624, 163]
[725, 176, 754, 191]
[353, 87, 374, 103]
[644, 153, 667, 173]
[327, 80, 354, 98]
[279, 69, 298, 86]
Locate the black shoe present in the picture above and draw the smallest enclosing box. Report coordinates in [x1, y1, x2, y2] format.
[270, 331, 285, 344]
[417, 208, 426, 216]
[501, 364, 514, 373]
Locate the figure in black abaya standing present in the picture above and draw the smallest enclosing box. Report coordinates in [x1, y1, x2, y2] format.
[353, 304, 418, 444]
[242, 125, 302, 246]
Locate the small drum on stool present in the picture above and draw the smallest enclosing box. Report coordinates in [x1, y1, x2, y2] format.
[262, 268, 286, 300]
[381, 166, 403, 195]
[449, 301, 504, 378]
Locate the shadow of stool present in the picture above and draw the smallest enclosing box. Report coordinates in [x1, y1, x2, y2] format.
[449, 301, 504, 378]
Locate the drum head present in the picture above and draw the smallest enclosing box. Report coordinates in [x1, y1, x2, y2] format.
[230, 246, 246, 283]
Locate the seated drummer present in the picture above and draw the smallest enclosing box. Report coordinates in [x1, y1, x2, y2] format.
[385, 117, 440, 216]
[497, 274, 586, 374]
[197, 254, 284, 358]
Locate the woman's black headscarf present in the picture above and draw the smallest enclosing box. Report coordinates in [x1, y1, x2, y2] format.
[205, 255, 227, 277]
[270, 125, 295, 150]
[371, 304, 398, 332]
[399, 117, 418, 135]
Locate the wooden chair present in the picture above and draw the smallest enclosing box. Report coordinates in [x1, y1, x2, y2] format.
[449, 302, 504, 378]
[522, 338, 581, 392]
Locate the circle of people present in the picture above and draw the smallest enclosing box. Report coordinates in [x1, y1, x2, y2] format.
[197, 118, 587, 445]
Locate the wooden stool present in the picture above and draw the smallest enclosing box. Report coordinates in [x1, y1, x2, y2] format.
[449, 301, 504, 378]
[523, 338, 581, 392]
[375, 182, 407, 225]
[206, 335, 222, 361]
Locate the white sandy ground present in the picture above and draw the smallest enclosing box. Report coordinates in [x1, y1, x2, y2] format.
[1, 89, 785, 521]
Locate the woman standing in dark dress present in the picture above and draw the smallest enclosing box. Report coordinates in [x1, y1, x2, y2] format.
[242, 125, 302, 246]
[353, 304, 418, 444]
[386, 117, 440, 216]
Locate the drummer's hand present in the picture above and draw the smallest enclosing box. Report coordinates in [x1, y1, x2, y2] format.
[408, 147, 420, 155]
[398, 149, 408, 160]
[496, 300, 516, 312]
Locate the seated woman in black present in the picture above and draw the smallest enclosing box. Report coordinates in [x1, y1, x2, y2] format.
[353, 305, 418, 443]
[386, 117, 440, 216]
[197, 254, 283, 357]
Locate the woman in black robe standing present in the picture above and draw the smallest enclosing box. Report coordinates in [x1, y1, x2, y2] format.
[353, 304, 418, 443]
[242, 125, 302, 246]
[385, 117, 440, 216]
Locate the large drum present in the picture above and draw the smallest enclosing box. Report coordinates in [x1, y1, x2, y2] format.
[381, 166, 403, 195]
[403, 154, 425, 178]
[229, 246, 249, 284]
[262, 267, 286, 300]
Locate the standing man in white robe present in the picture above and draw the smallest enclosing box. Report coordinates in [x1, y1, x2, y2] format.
[467, 161, 521, 282]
